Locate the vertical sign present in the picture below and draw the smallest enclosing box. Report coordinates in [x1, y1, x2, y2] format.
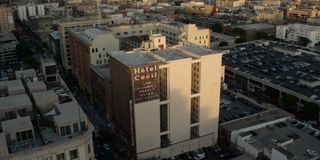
[132, 64, 159, 104]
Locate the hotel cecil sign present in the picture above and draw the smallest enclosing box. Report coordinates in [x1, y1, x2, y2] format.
[132, 64, 159, 104]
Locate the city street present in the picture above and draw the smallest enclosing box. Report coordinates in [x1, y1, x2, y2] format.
[16, 22, 116, 160]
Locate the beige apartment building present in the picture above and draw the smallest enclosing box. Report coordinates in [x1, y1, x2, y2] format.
[58, 18, 112, 70]
[254, 10, 284, 24]
[215, 0, 245, 9]
[68, 28, 119, 94]
[286, 8, 318, 22]
[111, 22, 211, 49]
[109, 45, 223, 159]
[0, 5, 15, 33]
[59, 17, 210, 71]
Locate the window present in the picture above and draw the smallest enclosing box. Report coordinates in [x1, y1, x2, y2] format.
[60, 126, 66, 136]
[96, 60, 99, 64]
[73, 123, 79, 133]
[190, 126, 199, 139]
[195, 37, 197, 40]
[160, 104, 168, 132]
[124, 32, 128, 35]
[27, 130, 33, 139]
[95, 48, 98, 52]
[60, 126, 71, 136]
[160, 134, 170, 148]
[56, 153, 65, 160]
[16, 130, 33, 142]
[69, 149, 78, 159]
[66, 126, 71, 135]
[191, 97, 200, 124]
[92, 48, 94, 53]
[16, 132, 22, 141]
[99, 54, 101, 58]
[80, 121, 86, 131]
[158, 39, 161, 43]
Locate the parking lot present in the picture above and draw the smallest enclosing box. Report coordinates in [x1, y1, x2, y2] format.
[163, 144, 239, 160]
[220, 92, 265, 123]
[223, 41, 320, 102]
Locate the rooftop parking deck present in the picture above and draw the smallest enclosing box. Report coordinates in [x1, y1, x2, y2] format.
[244, 120, 320, 159]
[219, 92, 266, 123]
[223, 41, 320, 102]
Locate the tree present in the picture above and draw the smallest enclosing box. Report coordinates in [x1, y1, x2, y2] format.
[219, 41, 229, 47]
[256, 31, 268, 39]
[232, 27, 246, 37]
[302, 102, 319, 120]
[212, 22, 223, 33]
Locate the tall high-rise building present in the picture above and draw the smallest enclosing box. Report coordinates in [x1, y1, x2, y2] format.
[0, 5, 15, 33]
[109, 45, 223, 159]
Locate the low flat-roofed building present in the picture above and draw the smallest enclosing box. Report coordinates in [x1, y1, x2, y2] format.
[0, 32, 17, 63]
[0, 94, 32, 120]
[236, 23, 275, 41]
[211, 32, 236, 48]
[14, 69, 37, 80]
[53, 101, 89, 137]
[223, 41, 320, 116]
[236, 119, 320, 159]
[0, 79, 25, 97]
[0, 71, 95, 160]
[32, 90, 59, 114]
[27, 81, 47, 93]
[1, 116, 34, 145]
[219, 107, 291, 147]
[40, 58, 58, 84]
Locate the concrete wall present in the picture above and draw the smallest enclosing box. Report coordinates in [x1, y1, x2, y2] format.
[168, 58, 192, 144]
[134, 99, 161, 154]
[199, 54, 221, 142]
[90, 34, 119, 65]
[271, 148, 288, 160]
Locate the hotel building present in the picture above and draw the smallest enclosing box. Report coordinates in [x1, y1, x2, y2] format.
[109, 45, 223, 159]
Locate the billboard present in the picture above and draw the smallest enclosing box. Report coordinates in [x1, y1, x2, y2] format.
[132, 64, 159, 104]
